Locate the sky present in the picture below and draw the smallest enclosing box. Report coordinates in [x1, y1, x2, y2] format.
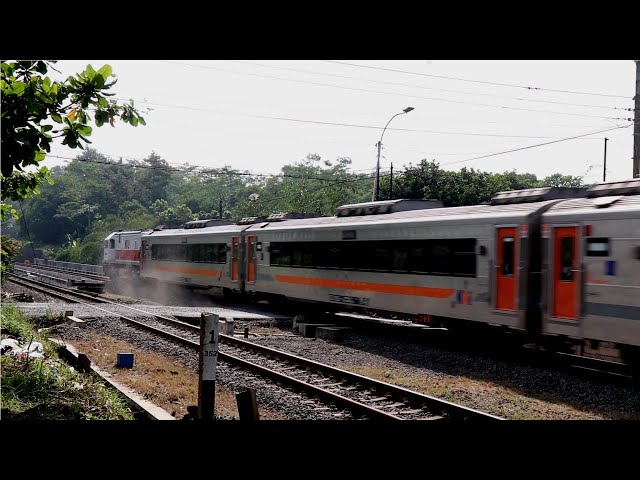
[46, 60, 638, 185]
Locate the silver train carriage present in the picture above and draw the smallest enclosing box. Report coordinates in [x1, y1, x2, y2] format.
[539, 179, 640, 353]
[139, 219, 246, 292]
[131, 179, 640, 354]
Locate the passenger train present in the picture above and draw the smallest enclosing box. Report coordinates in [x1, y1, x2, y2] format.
[103, 179, 640, 361]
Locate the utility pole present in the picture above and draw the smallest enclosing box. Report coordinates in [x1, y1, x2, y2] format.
[373, 141, 382, 201]
[372, 107, 414, 201]
[634, 60, 640, 178]
[603, 137, 608, 182]
[218, 198, 223, 219]
[389, 162, 393, 200]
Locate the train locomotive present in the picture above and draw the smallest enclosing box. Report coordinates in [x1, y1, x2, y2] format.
[103, 229, 152, 277]
[103, 179, 640, 361]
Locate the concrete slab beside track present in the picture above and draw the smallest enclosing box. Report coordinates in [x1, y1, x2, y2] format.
[13, 302, 292, 322]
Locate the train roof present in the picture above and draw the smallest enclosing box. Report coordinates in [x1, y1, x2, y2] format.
[490, 186, 586, 205]
[544, 193, 640, 219]
[244, 199, 563, 231]
[544, 179, 640, 219]
[141, 223, 248, 239]
[335, 199, 444, 216]
[586, 178, 640, 197]
[104, 230, 153, 240]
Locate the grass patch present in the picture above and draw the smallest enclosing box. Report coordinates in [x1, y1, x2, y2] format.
[1, 303, 33, 340]
[1, 302, 134, 420]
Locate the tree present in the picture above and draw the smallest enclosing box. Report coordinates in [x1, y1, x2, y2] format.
[1, 60, 146, 219]
[1, 60, 146, 278]
[0, 235, 22, 284]
[537, 173, 584, 188]
[133, 152, 172, 207]
[158, 204, 195, 227]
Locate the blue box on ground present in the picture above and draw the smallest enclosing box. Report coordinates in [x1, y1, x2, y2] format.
[116, 352, 134, 368]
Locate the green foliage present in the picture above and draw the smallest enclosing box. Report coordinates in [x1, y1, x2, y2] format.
[1, 356, 134, 420]
[158, 204, 196, 227]
[537, 173, 584, 188]
[1, 235, 23, 284]
[1, 60, 146, 221]
[0, 303, 32, 340]
[232, 154, 371, 218]
[133, 152, 172, 207]
[8, 147, 591, 264]
[0, 168, 53, 221]
[387, 160, 585, 207]
[0, 304, 134, 420]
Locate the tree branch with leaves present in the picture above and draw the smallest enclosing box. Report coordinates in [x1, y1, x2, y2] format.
[1, 60, 146, 219]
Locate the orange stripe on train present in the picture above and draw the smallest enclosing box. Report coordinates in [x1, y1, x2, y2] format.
[274, 274, 455, 298]
[154, 265, 222, 277]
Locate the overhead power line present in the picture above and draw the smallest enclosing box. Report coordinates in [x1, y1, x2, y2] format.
[441, 123, 634, 166]
[161, 61, 630, 121]
[232, 60, 632, 111]
[324, 61, 632, 99]
[117, 97, 625, 140]
[46, 122, 632, 182]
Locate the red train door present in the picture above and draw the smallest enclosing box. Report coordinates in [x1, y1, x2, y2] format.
[231, 236, 240, 282]
[495, 227, 517, 311]
[246, 235, 256, 283]
[552, 227, 579, 319]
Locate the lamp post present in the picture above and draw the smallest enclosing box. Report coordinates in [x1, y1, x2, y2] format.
[372, 107, 414, 201]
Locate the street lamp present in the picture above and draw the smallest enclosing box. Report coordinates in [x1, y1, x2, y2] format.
[372, 107, 414, 201]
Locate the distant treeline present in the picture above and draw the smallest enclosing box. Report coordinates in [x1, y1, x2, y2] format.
[2, 148, 584, 265]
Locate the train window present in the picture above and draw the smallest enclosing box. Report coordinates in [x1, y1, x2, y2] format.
[188, 244, 202, 262]
[431, 242, 452, 275]
[109, 239, 115, 249]
[502, 237, 514, 276]
[342, 230, 357, 240]
[155, 245, 165, 260]
[391, 246, 409, 272]
[300, 243, 314, 267]
[291, 246, 304, 267]
[125, 240, 130, 249]
[183, 244, 227, 264]
[408, 245, 429, 273]
[371, 245, 392, 271]
[586, 238, 609, 257]
[269, 239, 476, 277]
[339, 243, 356, 269]
[270, 243, 291, 266]
[452, 239, 477, 276]
[560, 236, 574, 281]
[325, 245, 341, 269]
[218, 244, 227, 263]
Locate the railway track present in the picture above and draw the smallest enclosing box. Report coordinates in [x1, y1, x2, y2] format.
[305, 310, 640, 384]
[17, 262, 110, 281]
[9, 272, 637, 384]
[8, 275, 108, 303]
[111, 313, 502, 420]
[7, 274, 501, 420]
